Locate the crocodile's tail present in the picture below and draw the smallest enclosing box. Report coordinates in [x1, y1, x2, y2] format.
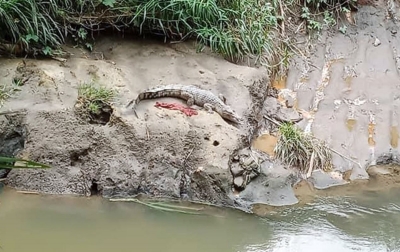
[125, 95, 141, 118]
[125, 99, 135, 108]
[133, 109, 139, 118]
[126, 91, 159, 118]
[126, 91, 146, 108]
[126, 86, 185, 118]
[126, 90, 164, 107]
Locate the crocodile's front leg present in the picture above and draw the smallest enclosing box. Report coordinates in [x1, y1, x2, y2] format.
[204, 103, 215, 114]
[186, 95, 195, 107]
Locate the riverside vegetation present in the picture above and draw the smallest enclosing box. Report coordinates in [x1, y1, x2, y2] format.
[0, 0, 356, 75]
[0, 0, 358, 187]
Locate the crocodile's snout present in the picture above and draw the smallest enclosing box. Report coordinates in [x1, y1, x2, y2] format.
[221, 108, 242, 124]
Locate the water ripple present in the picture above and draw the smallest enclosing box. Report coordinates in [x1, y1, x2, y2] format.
[253, 191, 400, 252]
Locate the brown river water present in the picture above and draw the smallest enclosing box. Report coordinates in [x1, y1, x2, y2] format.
[0, 186, 400, 252]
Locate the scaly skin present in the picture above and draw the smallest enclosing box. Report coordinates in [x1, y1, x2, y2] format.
[126, 85, 242, 124]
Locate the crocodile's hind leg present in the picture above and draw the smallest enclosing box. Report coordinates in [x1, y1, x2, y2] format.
[219, 94, 227, 104]
[204, 103, 215, 114]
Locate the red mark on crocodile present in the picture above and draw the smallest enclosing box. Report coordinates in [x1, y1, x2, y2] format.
[154, 102, 198, 116]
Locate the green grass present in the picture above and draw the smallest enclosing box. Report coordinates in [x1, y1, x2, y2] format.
[0, 0, 353, 70]
[53, 0, 281, 64]
[110, 198, 206, 215]
[0, 156, 50, 169]
[274, 122, 333, 172]
[0, 0, 63, 55]
[77, 82, 116, 115]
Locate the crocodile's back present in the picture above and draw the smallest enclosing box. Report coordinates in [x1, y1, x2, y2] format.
[133, 84, 223, 107]
[126, 84, 241, 124]
[181, 85, 224, 107]
[133, 84, 191, 106]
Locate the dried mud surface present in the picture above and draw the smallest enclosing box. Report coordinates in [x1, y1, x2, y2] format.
[0, 39, 267, 208]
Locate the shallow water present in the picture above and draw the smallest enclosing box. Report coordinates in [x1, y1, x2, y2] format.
[1, 187, 400, 252]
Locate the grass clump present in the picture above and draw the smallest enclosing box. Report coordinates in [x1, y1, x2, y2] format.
[0, 81, 23, 107]
[77, 82, 116, 115]
[0, 85, 12, 105]
[274, 122, 333, 172]
[54, 0, 281, 65]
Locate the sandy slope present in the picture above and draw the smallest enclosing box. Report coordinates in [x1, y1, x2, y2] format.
[0, 38, 268, 209]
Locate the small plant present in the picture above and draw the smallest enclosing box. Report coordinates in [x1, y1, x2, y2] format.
[0, 85, 11, 104]
[274, 122, 332, 172]
[101, 0, 116, 7]
[339, 25, 347, 34]
[11, 78, 23, 87]
[72, 27, 93, 51]
[77, 82, 116, 115]
[0, 81, 22, 107]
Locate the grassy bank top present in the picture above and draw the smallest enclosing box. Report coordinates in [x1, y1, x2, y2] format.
[0, 0, 354, 70]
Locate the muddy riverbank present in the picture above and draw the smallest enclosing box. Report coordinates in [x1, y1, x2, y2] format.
[0, 38, 270, 211]
[1, 1, 400, 213]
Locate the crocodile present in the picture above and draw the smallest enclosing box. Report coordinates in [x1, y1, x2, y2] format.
[126, 84, 242, 124]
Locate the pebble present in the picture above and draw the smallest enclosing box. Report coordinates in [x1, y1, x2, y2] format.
[373, 37, 381, 47]
[233, 176, 245, 189]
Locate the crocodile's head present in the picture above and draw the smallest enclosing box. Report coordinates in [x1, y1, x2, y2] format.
[219, 107, 242, 125]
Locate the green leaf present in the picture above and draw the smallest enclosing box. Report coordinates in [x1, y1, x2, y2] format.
[101, 0, 116, 7]
[0, 157, 51, 169]
[42, 46, 52, 55]
[25, 34, 39, 43]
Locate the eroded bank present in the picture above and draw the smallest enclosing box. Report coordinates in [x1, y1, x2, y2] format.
[2, 1, 400, 212]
